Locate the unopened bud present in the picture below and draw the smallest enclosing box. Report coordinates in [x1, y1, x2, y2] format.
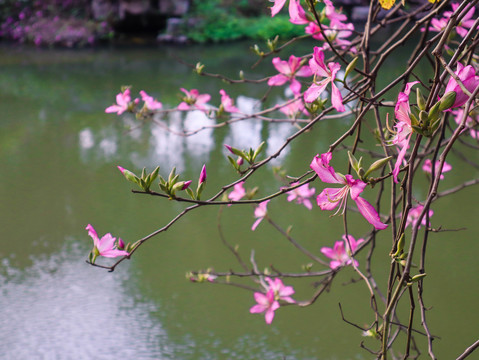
[364, 156, 392, 178]
[428, 101, 441, 124]
[438, 91, 456, 111]
[182, 180, 192, 190]
[344, 56, 358, 79]
[199, 165, 207, 184]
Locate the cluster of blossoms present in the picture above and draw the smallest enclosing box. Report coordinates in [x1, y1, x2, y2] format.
[304, 0, 355, 52]
[250, 277, 295, 324]
[105, 87, 240, 115]
[321, 235, 364, 270]
[95, 1, 479, 345]
[426, 2, 478, 37]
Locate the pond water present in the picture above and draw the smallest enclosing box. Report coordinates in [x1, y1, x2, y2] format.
[0, 40, 478, 360]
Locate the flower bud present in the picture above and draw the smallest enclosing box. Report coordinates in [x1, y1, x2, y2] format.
[182, 180, 192, 190]
[344, 56, 358, 80]
[199, 165, 207, 184]
[364, 156, 392, 178]
[416, 88, 426, 111]
[438, 91, 457, 111]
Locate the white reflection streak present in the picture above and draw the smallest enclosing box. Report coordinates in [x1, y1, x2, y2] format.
[183, 110, 214, 166]
[224, 96, 263, 150]
[150, 111, 185, 171]
[267, 121, 295, 164]
[0, 244, 169, 360]
[79, 128, 94, 149]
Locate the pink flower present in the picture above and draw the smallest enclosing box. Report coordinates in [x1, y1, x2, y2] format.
[266, 277, 295, 303]
[219, 89, 239, 113]
[427, 3, 478, 37]
[252, 200, 270, 231]
[140, 90, 163, 110]
[323, 0, 348, 23]
[86, 224, 129, 258]
[250, 289, 280, 324]
[268, 55, 313, 95]
[304, 46, 345, 112]
[390, 81, 419, 183]
[270, 0, 308, 24]
[310, 153, 388, 230]
[405, 205, 433, 229]
[270, 0, 287, 17]
[287, 0, 309, 24]
[105, 88, 136, 115]
[177, 88, 211, 111]
[228, 181, 246, 202]
[422, 159, 452, 180]
[443, 63, 479, 108]
[321, 235, 364, 270]
[283, 182, 315, 210]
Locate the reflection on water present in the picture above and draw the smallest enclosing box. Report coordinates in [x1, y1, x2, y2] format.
[1, 42, 478, 360]
[78, 95, 290, 172]
[0, 242, 171, 359]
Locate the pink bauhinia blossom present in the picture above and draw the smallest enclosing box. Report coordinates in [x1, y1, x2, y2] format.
[283, 182, 315, 210]
[422, 159, 452, 180]
[306, 20, 355, 51]
[448, 3, 478, 37]
[228, 181, 246, 202]
[140, 90, 163, 110]
[405, 205, 433, 229]
[304, 46, 345, 112]
[252, 200, 270, 231]
[270, 0, 308, 24]
[287, 0, 309, 24]
[177, 88, 211, 111]
[310, 152, 388, 230]
[86, 224, 129, 258]
[390, 81, 419, 183]
[266, 277, 295, 303]
[105, 88, 138, 115]
[443, 63, 479, 108]
[427, 3, 478, 37]
[268, 55, 313, 95]
[249, 289, 280, 324]
[321, 235, 364, 270]
[219, 89, 239, 113]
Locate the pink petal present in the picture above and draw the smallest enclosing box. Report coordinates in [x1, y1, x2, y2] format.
[354, 196, 388, 230]
[392, 135, 410, 183]
[270, 0, 287, 17]
[85, 224, 99, 247]
[316, 188, 343, 210]
[310, 153, 342, 184]
[330, 82, 345, 112]
[271, 57, 290, 75]
[268, 74, 289, 87]
[304, 81, 329, 103]
[296, 65, 313, 78]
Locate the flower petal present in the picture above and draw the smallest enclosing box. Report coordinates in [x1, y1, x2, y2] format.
[354, 196, 388, 230]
